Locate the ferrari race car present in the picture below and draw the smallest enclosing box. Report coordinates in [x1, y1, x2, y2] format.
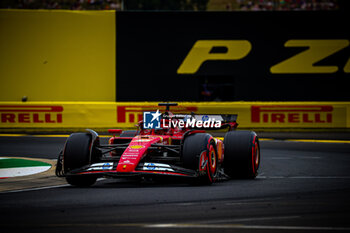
[56, 103, 260, 186]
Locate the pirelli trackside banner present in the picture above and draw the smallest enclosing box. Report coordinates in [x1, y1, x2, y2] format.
[0, 102, 349, 130]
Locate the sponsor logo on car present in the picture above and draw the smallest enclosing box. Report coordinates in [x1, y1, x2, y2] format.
[132, 139, 152, 142]
[129, 145, 144, 149]
[143, 162, 174, 172]
[87, 162, 114, 171]
[122, 153, 139, 157]
[144, 163, 156, 170]
[102, 162, 113, 170]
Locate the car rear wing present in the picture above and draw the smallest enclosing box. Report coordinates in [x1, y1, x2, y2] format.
[157, 103, 237, 124]
[193, 114, 237, 123]
[164, 113, 237, 122]
[162, 113, 238, 131]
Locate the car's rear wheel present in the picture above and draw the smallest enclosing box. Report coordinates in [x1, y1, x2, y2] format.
[223, 131, 260, 179]
[183, 133, 218, 184]
[63, 133, 97, 187]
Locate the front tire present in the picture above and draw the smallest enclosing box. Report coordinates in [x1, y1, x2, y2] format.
[183, 133, 218, 184]
[223, 131, 260, 179]
[63, 133, 97, 186]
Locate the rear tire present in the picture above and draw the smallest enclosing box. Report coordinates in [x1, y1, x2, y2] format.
[223, 131, 260, 179]
[63, 133, 97, 186]
[183, 133, 218, 184]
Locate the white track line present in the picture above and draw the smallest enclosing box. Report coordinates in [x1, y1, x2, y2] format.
[0, 178, 106, 194]
[257, 176, 350, 179]
[0, 184, 70, 194]
[194, 215, 301, 224]
[145, 223, 350, 231]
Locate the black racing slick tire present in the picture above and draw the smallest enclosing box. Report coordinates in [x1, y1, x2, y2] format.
[63, 133, 97, 187]
[223, 131, 260, 179]
[119, 130, 138, 137]
[183, 133, 218, 184]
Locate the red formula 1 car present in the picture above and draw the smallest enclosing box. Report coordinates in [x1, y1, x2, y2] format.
[56, 103, 260, 186]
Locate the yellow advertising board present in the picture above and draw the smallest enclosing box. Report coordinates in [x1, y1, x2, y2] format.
[0, 102, 349, 130]
[0, 10, 115, 102]
[114, 102, 349, 129]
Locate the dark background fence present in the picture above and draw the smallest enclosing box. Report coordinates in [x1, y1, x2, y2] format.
[116, 11, 350, 102]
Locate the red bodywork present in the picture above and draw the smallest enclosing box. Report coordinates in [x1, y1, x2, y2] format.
[69, 111, 238, 180]
[56, 105, 260, 185]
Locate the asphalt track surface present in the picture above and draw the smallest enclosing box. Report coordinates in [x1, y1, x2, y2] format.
[1, 134, 350, 233]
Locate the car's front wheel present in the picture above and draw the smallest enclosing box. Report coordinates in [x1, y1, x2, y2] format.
[63, 133, 97, 186]
[182, 133, 218, 184]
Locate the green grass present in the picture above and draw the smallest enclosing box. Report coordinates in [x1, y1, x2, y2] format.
[0, 158, 50, 169]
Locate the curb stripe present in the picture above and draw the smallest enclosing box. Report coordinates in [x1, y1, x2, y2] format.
[0, 166, 51, 178]
[0, 158, 50, 168]
[0, 157, 51, 178]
